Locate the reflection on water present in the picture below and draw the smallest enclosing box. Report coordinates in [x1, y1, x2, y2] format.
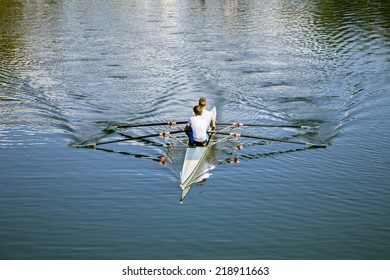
[1, 0, 390, 259]
[1, 0, 389, 141]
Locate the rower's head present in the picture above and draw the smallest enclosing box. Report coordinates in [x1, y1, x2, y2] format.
[193, 105, 203, 116]
[198, 97, 207, 108]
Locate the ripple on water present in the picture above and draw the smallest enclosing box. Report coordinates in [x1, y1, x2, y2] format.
[1, 0, 390, 260]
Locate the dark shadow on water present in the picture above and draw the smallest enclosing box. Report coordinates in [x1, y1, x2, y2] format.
[75, 135, 329, 203]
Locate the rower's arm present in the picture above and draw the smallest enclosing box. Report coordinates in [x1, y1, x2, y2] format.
[210, 120, 216, 130]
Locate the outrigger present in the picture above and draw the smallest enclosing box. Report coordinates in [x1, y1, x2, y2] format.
[75, 108, 327, 201]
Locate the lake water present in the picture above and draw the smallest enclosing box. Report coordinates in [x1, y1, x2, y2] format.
[1, 0, 389, 260]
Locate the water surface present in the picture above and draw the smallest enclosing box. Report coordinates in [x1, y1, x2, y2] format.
[1, 0, 389, 259]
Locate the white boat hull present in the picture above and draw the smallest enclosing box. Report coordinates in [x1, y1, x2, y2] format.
[180, 107, 216, 190]
[180, 146, 208, 188]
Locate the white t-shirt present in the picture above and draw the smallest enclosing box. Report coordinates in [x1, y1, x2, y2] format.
[202, 109, 215, 125]
[192, 108, 215, 128]
[188, 115, 209, 142]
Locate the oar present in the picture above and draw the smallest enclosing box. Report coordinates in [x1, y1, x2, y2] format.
[114, 121, 187, 129]
[217, 122, 314, 129]
[217, 131, 327, 147]
[76, 130, 185, 148]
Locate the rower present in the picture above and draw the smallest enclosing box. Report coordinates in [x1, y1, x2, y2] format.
[197, 97, 216, 130]
[185, 105, 210, 147]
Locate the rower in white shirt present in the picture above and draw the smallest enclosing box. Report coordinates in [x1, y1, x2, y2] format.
[195, 97, 216, 130]
[185, 105, 210, 147]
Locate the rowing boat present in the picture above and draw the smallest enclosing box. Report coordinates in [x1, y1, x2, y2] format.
[76, 107, 326, 202]
[180, 107, 216, 190]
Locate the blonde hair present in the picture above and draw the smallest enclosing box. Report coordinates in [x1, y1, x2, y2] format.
[198, 97, 207, 108]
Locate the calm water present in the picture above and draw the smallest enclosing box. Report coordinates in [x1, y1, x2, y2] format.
[1, 0, 389, 259]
